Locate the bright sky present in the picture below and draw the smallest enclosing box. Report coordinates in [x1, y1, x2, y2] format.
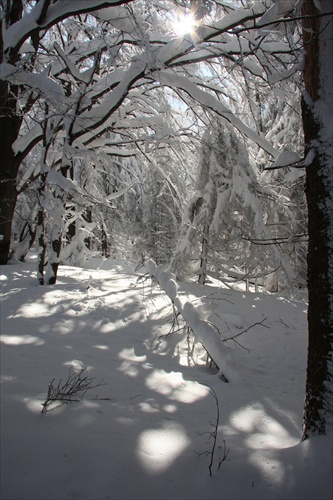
[173, 13, 197, 36]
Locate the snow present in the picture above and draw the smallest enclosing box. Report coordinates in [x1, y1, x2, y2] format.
[12, 124, 43, 156]
[53, 42, 94, 85]
[0, 63, 65, 110]
[146, 260, 239, 382]
[1, 252, 332, 500]
[202, 2, 266, 38]
[267, 151, 302, 169]
[73, 59, 146, 135]
[257, 0, 297, 32]
[3, 1, 131, 55]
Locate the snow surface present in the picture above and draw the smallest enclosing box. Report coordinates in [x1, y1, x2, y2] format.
[1, 253, 332, 500]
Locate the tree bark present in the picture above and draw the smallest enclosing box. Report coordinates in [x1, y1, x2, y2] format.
[0, 80, 22, 264]
[198, 220, 209, 285]
[302, 0, 333, 439]
[0, 3, 23, 263]
[37, 172, 47, 286]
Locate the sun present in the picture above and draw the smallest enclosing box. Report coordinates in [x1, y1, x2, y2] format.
[173, 13, 197, 36]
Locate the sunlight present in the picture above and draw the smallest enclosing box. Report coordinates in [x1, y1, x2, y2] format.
[118, 347, 148, 378]
[173, 13, 197, 36]
[15, 301, 51, 318]
[94, 344, 109, 350]
[145, 369, 208, 403]
[23, 397, 45, 414]
[0, 334, 44, 346]
[137, 421, 190, 474]
[229, 402, 297, 450]
[139, 400, 160, 414]
[63, 359, 94, 372]
[249, 451, 285, 485]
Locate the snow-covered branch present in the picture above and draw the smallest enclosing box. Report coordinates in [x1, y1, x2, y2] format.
[3, 0, 135, 60]
[149, 69, 279, 158]
[145, 258, 239, 383]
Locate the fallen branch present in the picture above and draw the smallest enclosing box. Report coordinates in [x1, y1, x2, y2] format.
[41, 365, 108, 413]
[145, 259, 240, 382]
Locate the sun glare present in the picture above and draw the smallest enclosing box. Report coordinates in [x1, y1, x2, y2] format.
[173, 13, 197, 36]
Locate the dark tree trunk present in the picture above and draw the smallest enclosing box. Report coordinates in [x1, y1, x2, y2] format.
[101, 223, 109, 257]
[37, 176, 47, 286]
[47, 230, 62, 285]
[0, 2, 24, 264]
[198, 220, 209, 285]
[0, 82, 22, 264]
[83, 208, 92, 249]
[302, 0, 333, 439]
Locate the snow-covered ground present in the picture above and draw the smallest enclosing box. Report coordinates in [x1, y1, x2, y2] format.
[1, 254, 332, 500]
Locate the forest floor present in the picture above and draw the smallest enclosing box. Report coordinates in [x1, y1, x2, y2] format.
[1, 253, 332, 500]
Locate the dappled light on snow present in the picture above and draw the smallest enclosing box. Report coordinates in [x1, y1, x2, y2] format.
[22, 396, 45, 414]
[145, 369, 208, 403]
[63, 359, 94, 372]
[1, 256, 331, 500]
[0, 334, 44, 346]
[12, 301, 53, 318]
[249, 451, 286, 485]
[228, 402, 299, 449]
[0, 0, 332, 492]
[137, 422, 190, 474]
[50, 319, 75, 335]
[93, 344, 109, 350]
[138, 399, 161, 414]
[117, 347, 149, 378]
[223, 402, 300, 450]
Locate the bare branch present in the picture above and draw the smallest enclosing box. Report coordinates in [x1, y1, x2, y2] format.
[222, 317, 268, 342]
[41, 365, 108, 413]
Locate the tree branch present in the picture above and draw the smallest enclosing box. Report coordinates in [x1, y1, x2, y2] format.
[222, 317, 268, 343]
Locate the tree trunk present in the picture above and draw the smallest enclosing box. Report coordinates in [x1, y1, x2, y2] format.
[45, 225, 62, 285]
[0, 82, 22, 264]
[302, 0, 333, 439]
[37, 181, 47, 286]
[0, 3, 24, 264]
[16, 208, 37, 262]
[101, 222, 110, 257]
[198, 220, 209, 285]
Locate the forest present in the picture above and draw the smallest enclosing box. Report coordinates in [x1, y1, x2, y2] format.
[0, 1, 332, 498]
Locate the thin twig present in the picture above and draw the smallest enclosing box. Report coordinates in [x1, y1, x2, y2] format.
[41, 366, 107, 413]
[217, 440, 230, 470]
[222, 317, 268, 342]
[194, 385, 228, 476]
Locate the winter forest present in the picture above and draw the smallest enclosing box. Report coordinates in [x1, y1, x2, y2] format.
[0, 1, 332, 499]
